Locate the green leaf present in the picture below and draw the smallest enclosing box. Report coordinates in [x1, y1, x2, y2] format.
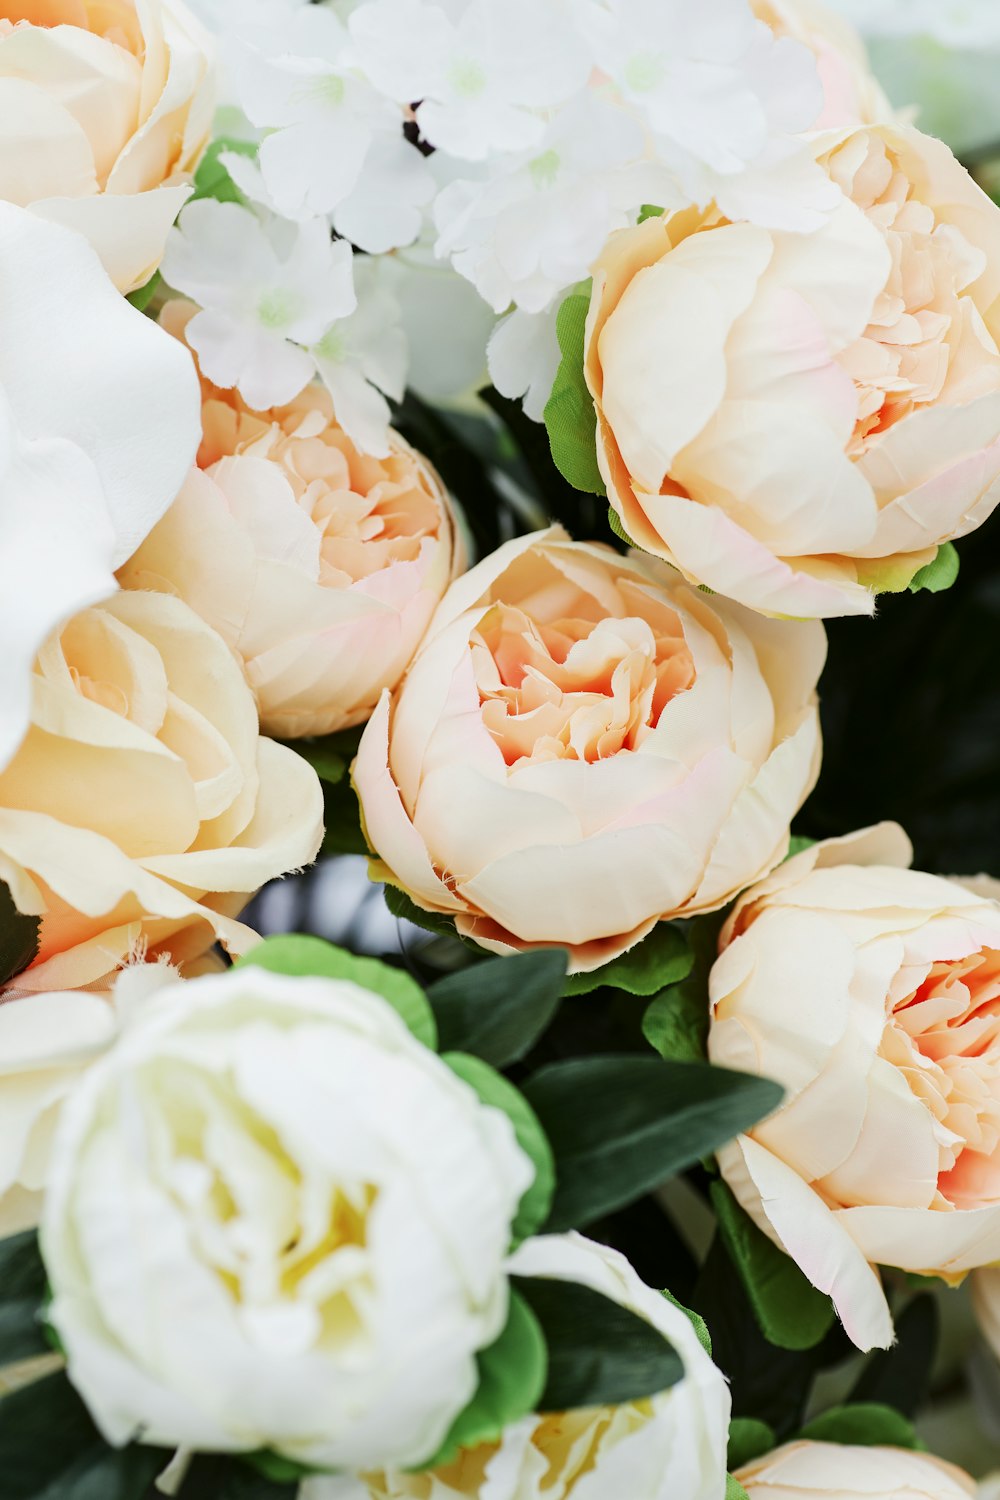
[565, 922, 692, 997]
[125, 270, 161, 313]
[727, 1476, 752, 1500]
[444, 1053, 555, 1247]
[543, 286, 606, 495]
[729, 1417, 776, 1471]
[0, 1232, 48, 1366]
[179, 1456, 296, 1499]
[798, 1402, 923, 1450]
[243, 1453, 320, 1483]
[512, 1275, 682, 1411]
[908, 541, 960, 595]
[381, 882, 469, 943]
[638, 203, 664, 222]
[524, 1056, 783, 1231]
[606, 504, 637, 548]
[418, 1289, 546, 1469]
[0, 1371, 169, 1499]
[662, 1289, 712, 1358]
[190, 136, 258, 206]
[428, 950, 566, 1067]
[280, 737, 348, 785]
[849, 1293, 937, 1418]
[280, 730, 369, 857]
[236, 934, 438, 1051]
[710, 1180, 835, 1352]
[786, 834, 816, 859]
[0, 880, 40, 987]
[642, 914, 719, 1063]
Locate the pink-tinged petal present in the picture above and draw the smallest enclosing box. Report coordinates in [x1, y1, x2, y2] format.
[719, 1135, 895, 1351]
[836, 1201, 1000, 1277]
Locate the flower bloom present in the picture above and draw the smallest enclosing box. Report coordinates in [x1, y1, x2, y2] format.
[354, 528, 824, 973]
[42, 964, 534, 1470]
[709, 825, 1000, 1352]
[735, 1440, 974, 1498]
[0, 0, 214, 292]
[120, 309, 463, 738]
[586, 120, 1000, 617]
[316, 1232, 730, 1500]
[0, 591, 323, 994]
[0, 203, 200, 772]
[752, 0, 892, 128]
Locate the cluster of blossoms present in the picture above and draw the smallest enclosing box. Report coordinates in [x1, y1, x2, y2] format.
[5, 0, 1000, 1495]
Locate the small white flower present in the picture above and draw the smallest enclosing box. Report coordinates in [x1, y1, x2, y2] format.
[229, 4, 433, 248]
[488, 301, 563, 422]
[42, 965, 534, 1471]
[310, 257, 409, 458]
[350, 0, 592, 160]
[434, 94, 651, 314]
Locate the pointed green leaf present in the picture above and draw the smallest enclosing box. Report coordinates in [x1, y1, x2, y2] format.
[428, 950, 566, 1066]
[236, 935, 437, 1051]
[710, 1180, 835, 1352]
[525, 1056, 783, 1231]
[565, 921, 692, 997]
[543, 286, 605, 495]
[444, 1053, 555, 1246]
[512, 1275, 682, 1411]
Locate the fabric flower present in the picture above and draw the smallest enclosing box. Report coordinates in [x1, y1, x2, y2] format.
[0, 590, 323, 995]
[308, 1232, 730, 1500]
[161, 200, 405, 456]
[0, 202, 200, 773]
[120, 304, 464, 737]
[42, 963, 534, 1469]
[349, 0, 591, 161]
[353, 527, 824, 974]
[735, 1441, 975, 1498]
[709, 825, 1000, 1352]
[586, 120, 1000, 617]
[0, 0, 214, 291]
[752, 0, 892, 129]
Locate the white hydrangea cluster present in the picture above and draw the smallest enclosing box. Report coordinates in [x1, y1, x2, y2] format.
[164, 0, 835, 438]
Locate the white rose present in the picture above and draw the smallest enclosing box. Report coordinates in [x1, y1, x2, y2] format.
[306, 1232, 730, 1500]
[42, 964, 535, 1471]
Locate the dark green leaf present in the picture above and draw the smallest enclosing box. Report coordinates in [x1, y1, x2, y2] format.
[189, 137, 258, 206]
[125, 271, 161, 313]
[0, 1371, 169, 1499]
[710, 1181, 835, 1352]
[512, 1275, 682, 1411]
[543, 287, 605, 495]
[525, 1056, 782, 1231]
[428, 950, 566, 1066]
[798, 1402, 923, 1450]
[444, 1053, 554, 1246]
[565, 922, 692, 997]
[606, 504, 637, 547]
[662, 1289, 712, 1358]
[382, 882, 468, 943]
[243, 1452, 321, 1483]
[179, 1455, 295, 1499]
[418, 1290, 546, 1469]
[0, 880, 40, 987]
[319, 773, 371, 856]
[0, 1231, 48, 1365]
[236, 934, 437, 1050]
[280, 738, 348, 786]
[729, 1417, 776, 1470]
[848, 1294, 938, 1418]
[641, 914, 719, 1062]
[908, 541, 959, 595]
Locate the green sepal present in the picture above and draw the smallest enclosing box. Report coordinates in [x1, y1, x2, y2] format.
[543, 284, 606, 495]
[235, 934, 438, 1051]
[416, 1290, 547, 1470]
[512, 1275, 683, 1411]
[710, 1180, 835, 1352]
[565, 921, 692, 997]
[443, 1053, 555, 1247]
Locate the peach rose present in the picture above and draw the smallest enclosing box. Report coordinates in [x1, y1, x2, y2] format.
[587, 120, 1000, 617]
[753, 0, 892, 128]
[353, 527, 824, 973]
[736, 1441, 974, 1499]
[709, 825, 1000, 1352]
[0, 0, 214, 291]
[120, 304, 464, 738]
[0, 590, 323, 995]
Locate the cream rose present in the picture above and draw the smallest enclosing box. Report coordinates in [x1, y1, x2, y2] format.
[308, 1232, 730, 1500]
[708, 824, 1000, 1352]
[586, 120, 1000, 618]
[353, 527, 824, 973]
[0, 0, 214, 292]
[119, 304, 464, 738]
[0, 590, 323, 994]
[735, 1441, 975, 1499]
[42, 963, 534, 1470]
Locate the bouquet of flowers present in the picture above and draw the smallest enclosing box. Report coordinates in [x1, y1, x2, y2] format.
[5, 0, 1000, 1495]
